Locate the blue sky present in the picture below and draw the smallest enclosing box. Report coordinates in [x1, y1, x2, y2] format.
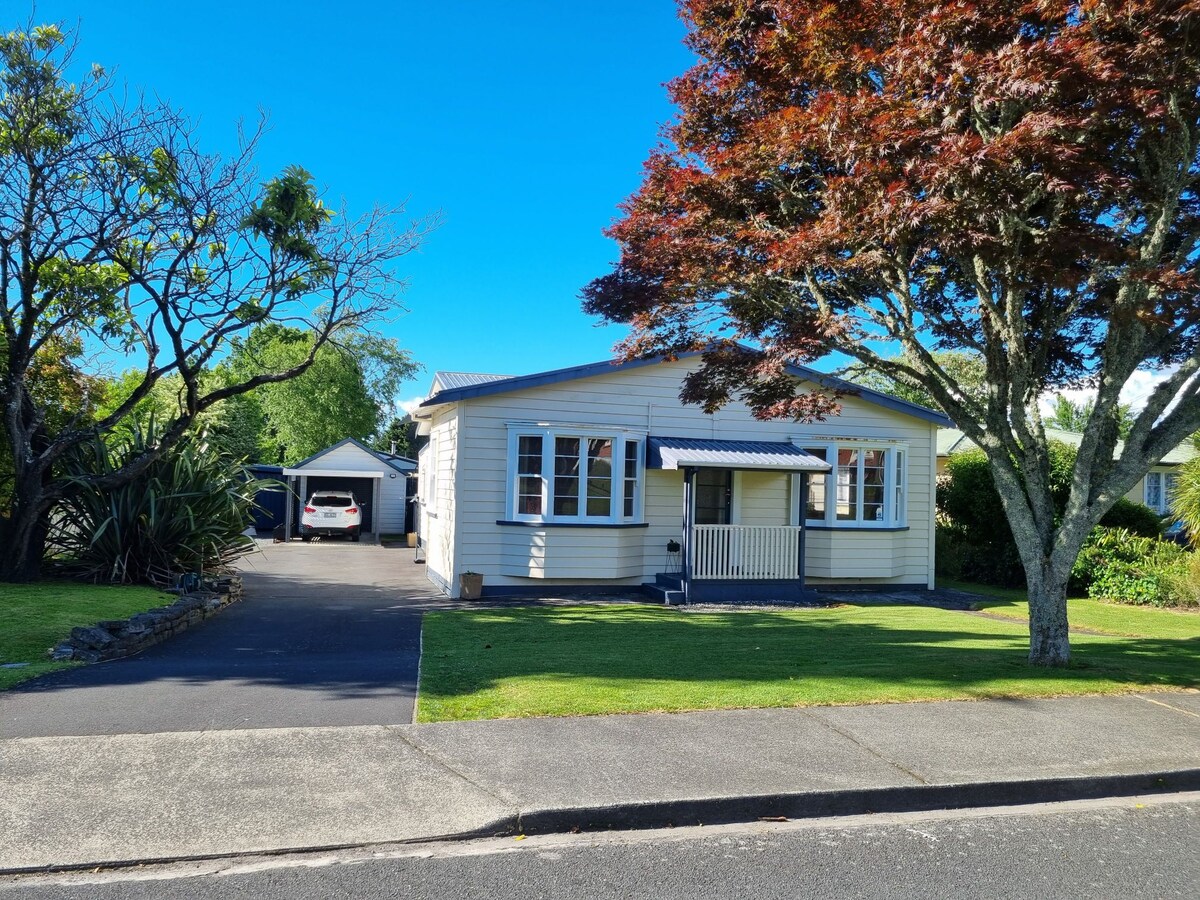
[29, 1, 696, 406]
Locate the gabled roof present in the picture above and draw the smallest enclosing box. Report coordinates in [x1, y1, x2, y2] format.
[937, 427, 1198, 465]
[648, 437, 832, 472]
[289, 437, 417, 474]
[420, 352, 952, 426]
[431, 371, 515, 394]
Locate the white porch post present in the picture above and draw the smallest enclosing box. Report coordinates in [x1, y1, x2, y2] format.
[681, 466, 696, 604]
[798, 472, 808, 597]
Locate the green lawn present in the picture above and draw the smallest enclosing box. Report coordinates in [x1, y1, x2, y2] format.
[0, 582, 173, 690]
[941, 579, 1200, 640]
[416, 603, 1200, 723]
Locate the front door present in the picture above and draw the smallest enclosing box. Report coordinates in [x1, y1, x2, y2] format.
[694, 469, 732, 525]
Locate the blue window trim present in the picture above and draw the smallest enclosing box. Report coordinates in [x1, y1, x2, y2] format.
[807, 525, 910, 532]
[496, 520, 650, 529]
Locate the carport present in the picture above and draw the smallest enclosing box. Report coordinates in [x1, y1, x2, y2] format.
[281, 437, 417, 543]
[285, 470, 383, 540]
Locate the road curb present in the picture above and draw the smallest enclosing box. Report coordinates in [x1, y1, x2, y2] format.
[3, 769, 1197, 876]
[514, 767, 1200, 834]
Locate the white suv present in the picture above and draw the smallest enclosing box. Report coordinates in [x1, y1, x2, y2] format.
[300, 490, 363, 542]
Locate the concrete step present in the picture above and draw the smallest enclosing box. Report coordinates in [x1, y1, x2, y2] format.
[642, 583, 685, 606]
[655, 572, 684, 590]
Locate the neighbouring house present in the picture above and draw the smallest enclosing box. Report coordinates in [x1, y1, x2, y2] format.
[937, 427, 1197, 517]
[411, 353, 951, 601]
[280, 437, 418, 542]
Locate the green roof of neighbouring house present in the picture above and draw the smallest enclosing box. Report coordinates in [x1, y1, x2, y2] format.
[937, 428, 1198, 465]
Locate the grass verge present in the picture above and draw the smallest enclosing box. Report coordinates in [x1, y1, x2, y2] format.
[416, 603, 1200, 723]
[941, 579, 1200, 640]
[0, 582, 173, 690]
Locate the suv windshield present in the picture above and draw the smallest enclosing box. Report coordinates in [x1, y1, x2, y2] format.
[311, 495, 354, 508]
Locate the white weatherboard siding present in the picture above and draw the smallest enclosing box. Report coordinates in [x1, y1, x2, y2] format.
[442, 356, 937, 592]
[421, 405, 460, 594]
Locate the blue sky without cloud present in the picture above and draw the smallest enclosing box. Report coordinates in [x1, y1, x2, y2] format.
[27, 0, 702, 407]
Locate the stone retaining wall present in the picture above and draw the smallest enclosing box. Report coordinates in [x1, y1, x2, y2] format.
[49, 575, 244, 663]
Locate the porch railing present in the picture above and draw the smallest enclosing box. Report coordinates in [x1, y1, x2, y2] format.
[691, 525, 802, 581]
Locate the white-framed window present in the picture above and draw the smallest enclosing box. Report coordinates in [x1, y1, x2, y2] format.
[1145, 471, 1178, 515]
[505, 425, 645, 524]
[797, 442, 908, 528]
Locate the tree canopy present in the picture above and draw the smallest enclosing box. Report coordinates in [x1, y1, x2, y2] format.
[0, 24, 435, 579]
[583, 0, 1200, 665]
[215, 325, 418, 464]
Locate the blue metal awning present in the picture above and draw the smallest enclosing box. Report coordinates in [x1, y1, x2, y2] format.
[647, 437, 832, 472]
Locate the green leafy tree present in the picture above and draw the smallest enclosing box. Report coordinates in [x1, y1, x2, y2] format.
[217, 325, 418, 464]
[0, 25, 435, 579]
[1045, 394, 1134, 440]
[374, 413, 427, 459]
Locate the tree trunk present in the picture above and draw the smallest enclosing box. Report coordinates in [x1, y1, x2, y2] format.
[0, 475, 52, 583]
[1024, 557, 1073, 667]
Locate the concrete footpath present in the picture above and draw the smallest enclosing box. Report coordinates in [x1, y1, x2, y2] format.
[3, 692, 1199, 873]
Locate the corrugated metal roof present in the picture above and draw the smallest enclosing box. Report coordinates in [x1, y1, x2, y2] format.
[431, 371, 515, 393]
[418, 351, 954, 426]
[648, 437, 832, 472]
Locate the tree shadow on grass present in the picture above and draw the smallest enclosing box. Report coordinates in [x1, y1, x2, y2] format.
[418, 605, 1200, 717]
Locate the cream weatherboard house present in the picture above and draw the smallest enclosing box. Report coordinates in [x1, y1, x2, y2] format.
[412, 353, 951, 601]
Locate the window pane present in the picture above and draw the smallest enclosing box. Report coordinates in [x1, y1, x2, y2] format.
[587, 439, 613, 477]
[553, 489, 578, 517]
[806, 476, 826, 519]
[802, 448, 827, 520]
[624, 479, 636, 517]
[515, 436, 543, 515]
[518, 435, 542, 463]
[836, 449, 859, 520]
[587, 474, 612, 518]
[518, 475, 542, 515]
[1147, 473, 1162, 509]
[625, 441, 639, 478]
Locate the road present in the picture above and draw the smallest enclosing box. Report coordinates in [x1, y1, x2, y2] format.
[1, 541, 438, 736]
[4, 794, 1196, 899]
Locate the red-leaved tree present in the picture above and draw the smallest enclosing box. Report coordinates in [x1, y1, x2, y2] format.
[583, 0, 1200, 665]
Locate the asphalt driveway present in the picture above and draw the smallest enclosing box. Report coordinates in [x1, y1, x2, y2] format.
[1, 541, 446, 738]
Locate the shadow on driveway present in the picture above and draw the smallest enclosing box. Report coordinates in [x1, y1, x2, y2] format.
[2, 543, 454, 737]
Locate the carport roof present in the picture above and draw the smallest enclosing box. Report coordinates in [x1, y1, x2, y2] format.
[286, 437, 417, 475]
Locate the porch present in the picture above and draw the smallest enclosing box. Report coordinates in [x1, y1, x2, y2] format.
[645, 437, 831, 604]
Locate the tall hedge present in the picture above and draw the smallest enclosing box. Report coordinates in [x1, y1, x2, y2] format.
[938, 441, 1164, 585]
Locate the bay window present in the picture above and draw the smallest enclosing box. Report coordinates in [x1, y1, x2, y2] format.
[507, 427, 644, 524]
[800, 443, 907, 528]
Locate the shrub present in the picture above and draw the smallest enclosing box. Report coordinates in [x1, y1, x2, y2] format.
[939, 442, 1077, 585]
[1098, 498, 1164, 538]
[1163, 553, 1200, 608]
[1076, 527, 1192, 607]
[941, 443, 1170, 586]
[47, 422, 262, 586]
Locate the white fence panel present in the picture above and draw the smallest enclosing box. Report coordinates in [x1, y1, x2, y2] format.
[692, 526, 801, 580]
